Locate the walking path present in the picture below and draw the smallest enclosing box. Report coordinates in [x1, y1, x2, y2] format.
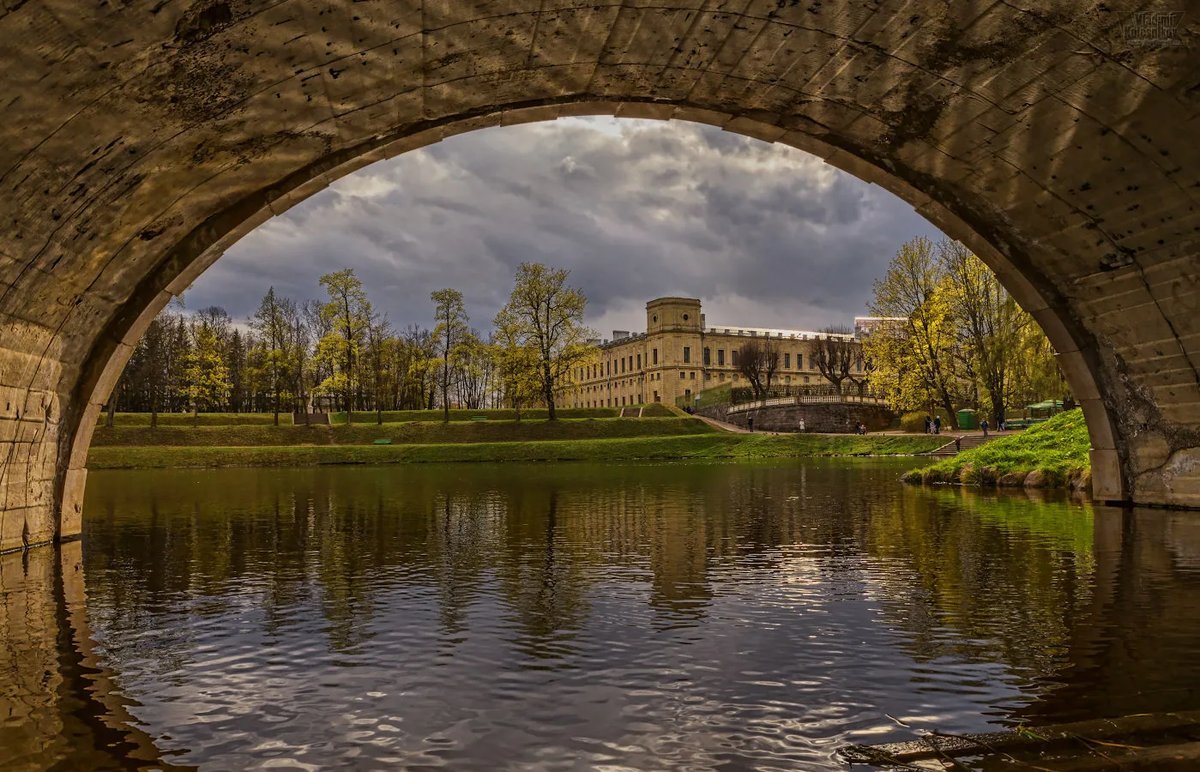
[694, 414, 753, 433]
[928, 430, 1017, 456]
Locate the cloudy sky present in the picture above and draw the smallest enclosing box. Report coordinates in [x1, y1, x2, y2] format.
[186, 117, 943, 336]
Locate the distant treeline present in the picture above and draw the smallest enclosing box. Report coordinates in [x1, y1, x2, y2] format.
[109, 262, 594, 425]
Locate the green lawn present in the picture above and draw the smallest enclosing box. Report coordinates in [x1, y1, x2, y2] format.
[91, 416, 716, 447]
[98, 412, 284, 427]
[88, 432, 945, 469]
[327, 406, 683, 423]
[901, 409, 1091, 488]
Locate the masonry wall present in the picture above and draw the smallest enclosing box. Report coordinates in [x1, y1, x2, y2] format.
[699, 403, 895, 434]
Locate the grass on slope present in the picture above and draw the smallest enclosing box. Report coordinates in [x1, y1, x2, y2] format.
[99, 412, 284, 427]
[329, 407, 654, 423]
[91, 416, 716, 447]
[87, 432, 946, 469]
[901, 409, 1091, 488]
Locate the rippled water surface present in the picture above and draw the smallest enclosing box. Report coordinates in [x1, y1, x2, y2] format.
[5, 459, 1200, 769]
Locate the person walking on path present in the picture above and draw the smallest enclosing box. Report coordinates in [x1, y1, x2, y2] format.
[981, 418, 989, 437]
[933, 416, 942, 435]
[924, 415, 932, 434]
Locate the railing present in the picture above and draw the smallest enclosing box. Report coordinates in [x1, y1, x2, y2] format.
[730, 384, 877, 404]
[725, 393, 887, 415]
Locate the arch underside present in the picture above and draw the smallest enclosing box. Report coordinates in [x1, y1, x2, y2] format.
[1, 1, 1198, 550]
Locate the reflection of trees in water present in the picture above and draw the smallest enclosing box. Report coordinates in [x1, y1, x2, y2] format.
[79, 461, 1200, 732]
[860, 485, 1098, 683]
[1013, 508, 1200, 724]
[83, 464, 815, 662]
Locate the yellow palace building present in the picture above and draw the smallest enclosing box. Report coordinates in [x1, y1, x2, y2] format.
[567, 297, 863, 409]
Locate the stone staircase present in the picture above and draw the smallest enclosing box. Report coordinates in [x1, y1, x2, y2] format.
[929, 433, 1003, 456]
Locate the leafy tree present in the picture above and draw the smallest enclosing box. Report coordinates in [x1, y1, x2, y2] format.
[431, 288, 469, 421]
[494, 263, 594, 420]
[317, 269, 372, 422]
[867, 237, 966, 428]
[939, 241, 1030, 425]
[182, 323, 231, 420]
[491, 319, 543, 420]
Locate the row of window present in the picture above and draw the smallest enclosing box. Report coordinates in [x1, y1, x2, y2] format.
[577, 345, 863, 383]
[576, 392, 664, 408]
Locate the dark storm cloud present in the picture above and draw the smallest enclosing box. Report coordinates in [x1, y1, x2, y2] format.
[186, 117, 943, 334]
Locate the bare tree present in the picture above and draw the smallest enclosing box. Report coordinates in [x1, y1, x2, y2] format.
[812, 326, 857, 395]
[736, 338, 779, 399]
[431, 288, 469, 421]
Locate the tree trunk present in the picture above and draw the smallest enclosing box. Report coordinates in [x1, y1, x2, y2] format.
[543, 362, 556, 420]
[940, 392, 959, 430]
[105, 389, 118, 428]
[991, 392, 1006, 429]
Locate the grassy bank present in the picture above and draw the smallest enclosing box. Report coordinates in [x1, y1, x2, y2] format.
[92, 416, 714, 447]
[97, 406, 673, 427]
[900, 410, 1091, 489]
[88, 432, 945, 469]
[98, 412, 284, 427]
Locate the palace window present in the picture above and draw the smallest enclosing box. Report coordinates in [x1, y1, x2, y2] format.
[731, 350, 739, 366]
[784, 353, 790, 369]
[797, 353, 803, 370]
[621, 358, 625, 374]
[653, 348, 658, 365]
[703, 347, 710, 365]
[683, 346, 691, 363]
[680, 371, 685, 379]
[717, 349, 725, 366]
[637, 353, 641, 369]
[689, 371, 696, 379]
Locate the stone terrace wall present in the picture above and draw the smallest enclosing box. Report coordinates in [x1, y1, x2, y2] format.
[700, 403, 895, 434]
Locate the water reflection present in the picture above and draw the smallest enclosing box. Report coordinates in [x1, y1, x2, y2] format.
[2, 460, 1199, 768]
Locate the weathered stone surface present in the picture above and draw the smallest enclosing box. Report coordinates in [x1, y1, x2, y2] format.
[706, 403, 895, 434]
[1, 1, 1198, 549]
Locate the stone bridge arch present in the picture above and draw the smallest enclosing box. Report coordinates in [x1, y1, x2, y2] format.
[1, 1, 1197, 551]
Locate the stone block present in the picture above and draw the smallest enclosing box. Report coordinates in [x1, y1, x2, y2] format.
[58, 468, 86, 540]
[1090, 448, 1126, 502]
[1055, 350, 1102, 401]
[1129, 432, 1172, 474]
[1078, 399, 1117, 451]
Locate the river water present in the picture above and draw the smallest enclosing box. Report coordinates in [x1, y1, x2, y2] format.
[3, 459, 1200, 769]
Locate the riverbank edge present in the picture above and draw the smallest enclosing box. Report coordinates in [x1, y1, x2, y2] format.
[899, 410, 1091, 492]
[87, 433, 945, 469]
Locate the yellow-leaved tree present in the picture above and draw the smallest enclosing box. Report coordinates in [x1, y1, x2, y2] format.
[494, 263, 595, 420]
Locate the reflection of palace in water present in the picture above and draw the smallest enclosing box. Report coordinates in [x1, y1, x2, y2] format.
[7, 469, 1200, 762]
